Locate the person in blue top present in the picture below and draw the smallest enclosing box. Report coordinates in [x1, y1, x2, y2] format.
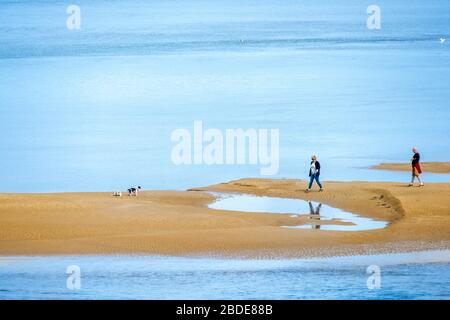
[305, 155, 323, 192]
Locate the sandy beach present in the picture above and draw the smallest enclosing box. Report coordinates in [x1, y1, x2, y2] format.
[370, 161, 450, 174]
[1, 178, 449, 258]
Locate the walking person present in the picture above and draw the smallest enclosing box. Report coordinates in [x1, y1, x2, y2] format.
[305, 155, 323, 192]
[409, 147, 424, 187]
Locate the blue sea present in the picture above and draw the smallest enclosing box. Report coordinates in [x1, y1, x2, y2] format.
[1, 251, 449, 299]
[0, 0, 449, 192]
[1, 1, 450, 300]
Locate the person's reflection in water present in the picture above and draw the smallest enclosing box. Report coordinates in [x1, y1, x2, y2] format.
[308, 201, 322, 230]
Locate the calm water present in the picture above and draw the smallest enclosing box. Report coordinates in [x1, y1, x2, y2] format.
[209, 193, 388, 231]
[0, 0, 450, 192]
[0, 251, 449, 299]
[1, 2, 448, 300]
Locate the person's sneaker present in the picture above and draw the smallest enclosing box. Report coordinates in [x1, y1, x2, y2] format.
[420, 183, 424, 187]
[305, 189, 310, 193]
[408, 184, 413, 187]
[319, 188, 324, 192]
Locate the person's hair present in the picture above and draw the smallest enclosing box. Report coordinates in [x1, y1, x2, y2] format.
[311, 155, 317, 161]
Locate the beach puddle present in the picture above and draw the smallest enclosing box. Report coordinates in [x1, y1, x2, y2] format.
[208, 193, 388, 231]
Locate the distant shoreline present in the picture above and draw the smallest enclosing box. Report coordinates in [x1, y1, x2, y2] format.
[1, 178, 449, 258]
[370, 162, 450, 174]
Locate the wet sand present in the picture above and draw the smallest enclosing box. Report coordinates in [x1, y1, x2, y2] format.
[370, 162, 450, 174]
[1, 179, 449, 258]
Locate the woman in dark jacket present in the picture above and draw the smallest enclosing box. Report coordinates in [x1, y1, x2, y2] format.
[306, 155, 323, 192]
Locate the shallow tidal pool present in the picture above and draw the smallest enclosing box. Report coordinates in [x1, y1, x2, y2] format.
[208, 193, 388, 231]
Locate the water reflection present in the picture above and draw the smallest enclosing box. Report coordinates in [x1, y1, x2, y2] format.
[308, 201, 321, 230]
[208, 193, 388, 231]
